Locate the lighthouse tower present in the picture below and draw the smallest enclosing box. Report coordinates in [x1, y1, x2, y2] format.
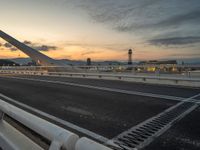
[128, 49, 133, 65]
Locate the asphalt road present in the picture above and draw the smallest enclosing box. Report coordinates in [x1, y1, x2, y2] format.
[5, 74, 200, 97]
[145, 106, 200, 150]
[0, 74, 199, 149]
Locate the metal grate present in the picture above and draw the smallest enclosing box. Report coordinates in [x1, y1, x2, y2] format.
[107, 94, 200, 150]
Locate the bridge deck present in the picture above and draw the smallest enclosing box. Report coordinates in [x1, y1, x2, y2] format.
[0, 74, 199, 149]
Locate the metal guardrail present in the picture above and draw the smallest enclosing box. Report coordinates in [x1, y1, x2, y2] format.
[0, 70, 200, 88]
[0, 99, 112, 150]
[1, 65, 200, 77]
[0, 69, 200, 81]
[1, 64, 200, 69]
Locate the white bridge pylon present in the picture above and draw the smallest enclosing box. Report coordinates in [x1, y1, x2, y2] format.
[0, 30, 67, 66]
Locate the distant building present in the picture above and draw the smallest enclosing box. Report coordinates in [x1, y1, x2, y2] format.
[137, 60, 178, 72]
[128, 49, 133, 65]
[0, 59, 19, 66]
[138, 60, 177, 65]
[86, 58, 91, 66]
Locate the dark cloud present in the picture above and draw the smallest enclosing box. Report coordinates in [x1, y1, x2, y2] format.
[77, 0, 161, 28]
[149, 36, 200, 46]
[0, 40, 57, 52]
[2, 43, 18, 51]
[10, 47, 18, 51]
[76, 0, 200, 41]
[23, 40, 57, 51]
[79, 0, 160, 21]
[33, 45, 57, 51]
[4, 43, 13, 48]
[152, 10, 200, 28]
[115, 8, 200, 32]
[23, 40, 32, 45]
[0, 42, 18, 51]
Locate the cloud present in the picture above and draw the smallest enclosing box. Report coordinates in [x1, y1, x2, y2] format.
[149, 36, 200, 46]
[23, 40, 32, 45]
[34, 45, 57, 51]
[75, 0, 200, 46]
[4, 43, 12, 48]
[0, 40, 57, 52]
[151, 10, 200, 29]
[2, 43, 18, 51]
[23, 40, 57, 51]
[115, 9, 200, 33]
[78, 0, 160, 30]
[77, 0, 199, 30]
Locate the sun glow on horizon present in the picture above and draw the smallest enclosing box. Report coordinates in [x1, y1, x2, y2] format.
[0, 0, 199, 62]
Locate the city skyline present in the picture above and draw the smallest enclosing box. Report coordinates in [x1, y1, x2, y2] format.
[0, 0, 200, 62]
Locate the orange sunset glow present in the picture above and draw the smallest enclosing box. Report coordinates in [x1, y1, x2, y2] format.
[0, 0, 199, 63]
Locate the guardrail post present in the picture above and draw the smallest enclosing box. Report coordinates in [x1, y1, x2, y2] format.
[188, 71, 191, 78]
[0, 111, 4, 120]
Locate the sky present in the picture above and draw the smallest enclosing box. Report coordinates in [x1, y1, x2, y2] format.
[0, 0, 200, 62]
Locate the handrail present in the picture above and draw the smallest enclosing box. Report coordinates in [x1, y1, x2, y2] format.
[0, 99, 112, 150]
[0, 99, 78, 150]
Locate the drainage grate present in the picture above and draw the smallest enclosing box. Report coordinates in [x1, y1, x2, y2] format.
[107, 94, 200, 150]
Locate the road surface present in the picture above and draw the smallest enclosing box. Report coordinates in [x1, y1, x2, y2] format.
[0, 74, 199, 149]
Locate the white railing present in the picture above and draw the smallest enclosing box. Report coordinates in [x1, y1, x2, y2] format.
[0, 69, 200, 88]
[1, 65, 200, 78]
[0, 99, 112, 150]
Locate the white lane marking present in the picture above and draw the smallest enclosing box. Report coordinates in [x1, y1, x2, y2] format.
[0, 76, 194, 102]
[0, 93, 109, 143]
[182, 93, 200, 102]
